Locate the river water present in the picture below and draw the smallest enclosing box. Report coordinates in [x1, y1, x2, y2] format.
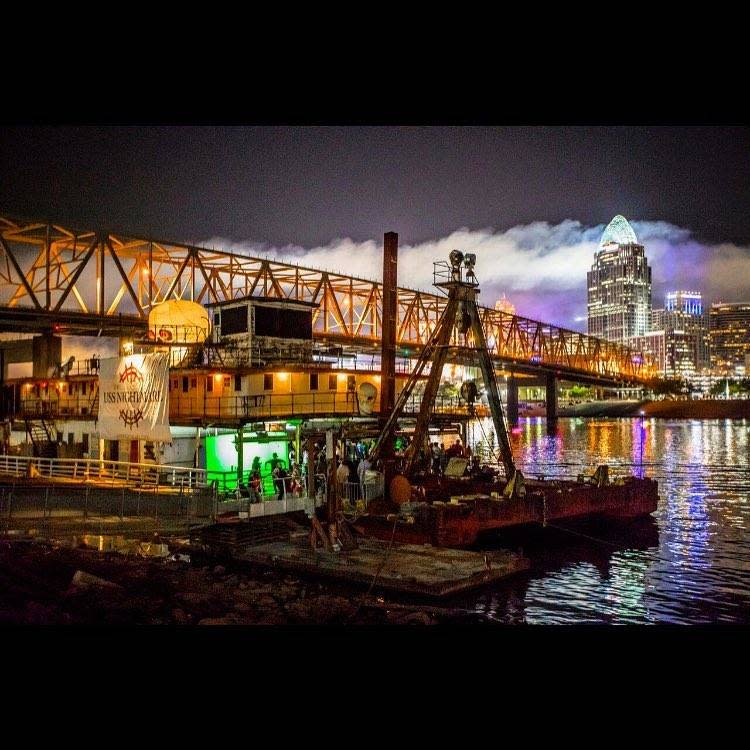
[456, 417, 750, 624]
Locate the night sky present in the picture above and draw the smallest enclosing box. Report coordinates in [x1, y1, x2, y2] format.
[1, 126, 748, 328]
[2, 126, 749, 246]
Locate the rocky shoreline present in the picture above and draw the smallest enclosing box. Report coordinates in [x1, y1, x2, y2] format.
[0, 538, 493, 626]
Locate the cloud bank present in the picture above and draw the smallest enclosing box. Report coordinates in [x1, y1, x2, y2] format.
[201, 220, 750, 331]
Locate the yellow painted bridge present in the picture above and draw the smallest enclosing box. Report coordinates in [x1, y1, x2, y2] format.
[0, 213, 656, 385]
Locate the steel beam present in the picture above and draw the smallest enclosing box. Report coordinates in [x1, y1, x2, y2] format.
[469, 301, 515, 478]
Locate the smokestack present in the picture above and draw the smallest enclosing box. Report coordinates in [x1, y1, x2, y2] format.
[380, 232, 398, 419]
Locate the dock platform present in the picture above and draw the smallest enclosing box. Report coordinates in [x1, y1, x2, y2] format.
[234, 538, 530, 597]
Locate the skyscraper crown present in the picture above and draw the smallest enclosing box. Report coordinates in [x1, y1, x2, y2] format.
[600, 215, 638, 248]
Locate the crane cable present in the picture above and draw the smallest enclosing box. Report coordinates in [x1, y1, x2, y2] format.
[346, 511, 399, 623]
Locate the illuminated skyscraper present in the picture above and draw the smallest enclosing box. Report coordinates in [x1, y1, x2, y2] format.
[665, 290, 703, 316]
[651, 291, 710, 377]
[587, 215, 652, 344]
[494, 294, 515, 315]
[710, 301, 750, 374]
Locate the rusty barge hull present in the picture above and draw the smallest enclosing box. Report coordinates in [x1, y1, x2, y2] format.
[357, 477, 659, 548]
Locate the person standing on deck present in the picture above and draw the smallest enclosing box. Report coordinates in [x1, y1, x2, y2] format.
[336, 458, 350, 501]
[358, 455, 372, 501]
[272, 463, 283, 498]
[249, 469, 262, 502]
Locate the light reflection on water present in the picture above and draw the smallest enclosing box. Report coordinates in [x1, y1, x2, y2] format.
[462, 418, 750, 624]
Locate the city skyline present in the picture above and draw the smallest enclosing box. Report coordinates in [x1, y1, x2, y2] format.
[583, 217, 750, 382]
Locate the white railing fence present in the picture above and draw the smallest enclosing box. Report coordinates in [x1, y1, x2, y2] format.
[213, 473, 328, 519]
[0, 454, 208, 490]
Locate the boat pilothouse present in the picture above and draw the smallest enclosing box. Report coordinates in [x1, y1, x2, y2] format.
[207, 296, 317, 369]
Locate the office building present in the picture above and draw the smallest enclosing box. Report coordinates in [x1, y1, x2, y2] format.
[710, 302, 750, 375]
[587, 215, 652, 344]
[651, 291, 710, 376]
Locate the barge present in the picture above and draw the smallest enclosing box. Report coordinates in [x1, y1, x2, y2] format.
[356, 474, 659, 548]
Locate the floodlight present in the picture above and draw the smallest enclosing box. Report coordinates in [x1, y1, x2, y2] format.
[449, 249, 464, 267]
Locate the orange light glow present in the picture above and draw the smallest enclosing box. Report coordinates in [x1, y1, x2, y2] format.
[277, 372, 289, 381]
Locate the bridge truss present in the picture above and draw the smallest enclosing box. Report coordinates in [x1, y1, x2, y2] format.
[0, 214, 656, 384]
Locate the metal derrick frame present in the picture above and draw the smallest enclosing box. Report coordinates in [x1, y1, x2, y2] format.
[0, 214, 656, 384]
[370, 277, 516, 479]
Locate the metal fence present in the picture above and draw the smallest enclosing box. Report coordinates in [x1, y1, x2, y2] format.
[338, 474, 385, 508]
[0, 454, 209, 490]
[0, 479, 216, 536]
[0, 454, 388, 538]
[12, 384, 488, 425]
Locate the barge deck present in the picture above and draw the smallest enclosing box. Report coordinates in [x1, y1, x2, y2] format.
[194, 516, 530, 597]
[236, 538, 530, 597]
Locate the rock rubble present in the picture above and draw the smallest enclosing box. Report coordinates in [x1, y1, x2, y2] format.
[0, 539, 486, 626]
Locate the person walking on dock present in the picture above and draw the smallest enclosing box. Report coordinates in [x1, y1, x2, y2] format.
[273, 463, 287, 499]
[431, 442, 441, 474]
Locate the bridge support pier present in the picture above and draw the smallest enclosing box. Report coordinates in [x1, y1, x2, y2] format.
[32, 334, 62, 378]
[506, 374, 519, 426]
[545, 373, 557, 434]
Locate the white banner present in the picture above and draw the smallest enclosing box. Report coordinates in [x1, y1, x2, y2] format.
[97, 353, 171, 442]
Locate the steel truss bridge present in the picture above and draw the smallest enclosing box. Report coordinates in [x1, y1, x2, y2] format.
[0, 213, 656, 386]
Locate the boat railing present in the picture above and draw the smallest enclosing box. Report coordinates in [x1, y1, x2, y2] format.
[213, 473, 328, 518]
